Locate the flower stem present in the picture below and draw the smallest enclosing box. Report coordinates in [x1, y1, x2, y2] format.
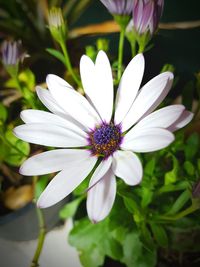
[59, 41, 82, 88]
[155, 204, 199, 222]
[117, 27, 125, 83]
[30, 177, 46, 267]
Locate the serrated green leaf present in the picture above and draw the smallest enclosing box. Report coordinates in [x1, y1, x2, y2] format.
[122, 230, 157, 267]
[79, 244, 104, 267]
[46, 48, 66, 66]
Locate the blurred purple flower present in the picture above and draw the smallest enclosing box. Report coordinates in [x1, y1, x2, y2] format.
[133, 0, 164, 35]
[1, 40, 25, 66]
[100, 0, 134, 15]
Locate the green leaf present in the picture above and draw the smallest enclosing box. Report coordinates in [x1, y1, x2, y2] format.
[123, 196, 139, 214]
[101, 236, 123, 261]
[4, 129, 30, 166]
[167, 190, 191, 215]
[141, 186, 154, 208]
[184, 161, 195, 176]
[150, 223, 168, 248]
[19, 69, 35, 91]
[164, 154, 179, 185]
[69, 218, 107, 251]
[79, 244, 104, 267]
[122, 231, 157, 267]
[46, 48, 66, 66]
[144, 158, 156, 176]
[184, 133, 200, 160]
[0, 103, 7, 122]
[35, 176, 49, 200]
[69, 216, 124, 265]
[59, 196, 84, 219]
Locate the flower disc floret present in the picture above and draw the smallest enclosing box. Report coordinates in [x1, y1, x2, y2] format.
[88, 123, 122, 158]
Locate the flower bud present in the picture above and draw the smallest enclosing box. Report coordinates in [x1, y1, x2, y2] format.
[48, 7, 67, 43]
[100, 0, 134, 28]
[133, 0, 164, 35]
[100, 0, 134, 15]
[1, 40, 26, 77]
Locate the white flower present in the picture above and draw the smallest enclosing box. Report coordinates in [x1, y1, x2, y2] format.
[14, 51, 193, 223]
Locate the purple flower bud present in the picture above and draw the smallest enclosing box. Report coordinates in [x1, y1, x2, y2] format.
[100, 0, 134, 15]
[1, 40, 25, 66]
[133, 0, 164, 35]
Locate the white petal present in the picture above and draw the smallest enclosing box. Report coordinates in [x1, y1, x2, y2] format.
[36, 86, 65, 115]
[86, 158, 112, 191]
[168, 110, 194, 132]
[122, 127, 174, 152]
[37, 155, 97, 208]
[46, 74, 101, 130]
[128, 105, 185, 134]
[46, 74, 73, 90]
[13, 123, 87, 147]
[20, 149, 91, 176]
[93, 51, 113, 122]
[81, 51, 113, 123]
[122, 72, 174, 131]
[20, 109, 86, 137]
[115, 54, 145, 124]
[87, 167, 116, 223]
[112, 150, 142, 185]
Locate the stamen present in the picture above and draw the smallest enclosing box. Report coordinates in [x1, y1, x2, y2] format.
[88, 123, 122, 158]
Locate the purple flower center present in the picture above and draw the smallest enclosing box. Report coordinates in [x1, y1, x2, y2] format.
[88, 123, 122, 158]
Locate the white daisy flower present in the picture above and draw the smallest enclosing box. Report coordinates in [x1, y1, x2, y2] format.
[14, 51, 193, 223]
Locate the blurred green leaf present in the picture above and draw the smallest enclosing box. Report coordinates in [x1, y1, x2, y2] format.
[46, 48, 66, 66]
[141, 186, 154, 208]
[184, 133, 200, 160]
[59, 196, 84, 219]
[150, 223, 168, 248]
[69, 215, 124, 266]
[144, 158, 156, 176]
[164, 154, 179, 185]
[19, 69, 35, 91]
[122, 230, 157, 267]
[184, 161, 195, 176]
[3, 129, 30, 166]
[0, 103, 8, 122]
[35, 176, 49, 200]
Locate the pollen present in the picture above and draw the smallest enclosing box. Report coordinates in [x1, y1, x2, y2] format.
[88, 123, 122, 158]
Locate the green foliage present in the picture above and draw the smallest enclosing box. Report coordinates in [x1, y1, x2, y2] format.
[34, 176, 49, 200]
[0, 104, 8, 123]
[0, 129, 30, 166]
[59, 196, 84, 219]
[46, 48, 66, 66]
[121, 231, 157, 267]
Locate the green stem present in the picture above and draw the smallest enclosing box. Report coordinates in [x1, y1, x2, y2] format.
[130, 39, 137, 58]
[156, 204, 199, 222]
[117, 27, 125, 83]
[30, 177, 46, 267]
[60, 41, 82, 88]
